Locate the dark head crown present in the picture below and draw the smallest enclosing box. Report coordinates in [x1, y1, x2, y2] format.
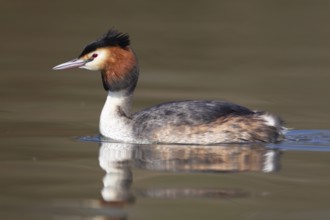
[79, 29, 130, 57]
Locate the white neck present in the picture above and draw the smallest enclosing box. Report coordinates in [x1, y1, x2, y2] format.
[99, 91, 134, 142]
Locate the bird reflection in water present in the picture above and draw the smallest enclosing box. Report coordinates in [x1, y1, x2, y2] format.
[98, 141, 281, 206]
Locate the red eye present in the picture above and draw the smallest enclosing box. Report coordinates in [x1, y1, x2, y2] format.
[92, 53, 98, 58]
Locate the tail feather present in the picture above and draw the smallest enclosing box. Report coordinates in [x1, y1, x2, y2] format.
[254, 111, 286, 143]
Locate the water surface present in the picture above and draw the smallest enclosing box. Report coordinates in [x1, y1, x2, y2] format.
[1, 131, 330, 220]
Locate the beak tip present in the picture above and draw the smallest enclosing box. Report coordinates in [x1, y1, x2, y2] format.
[52, 66, 60, 70]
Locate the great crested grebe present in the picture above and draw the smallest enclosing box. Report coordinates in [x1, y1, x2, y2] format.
[53, 29, 285, 144]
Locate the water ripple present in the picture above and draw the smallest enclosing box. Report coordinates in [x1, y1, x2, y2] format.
[79, 130, 330, 152]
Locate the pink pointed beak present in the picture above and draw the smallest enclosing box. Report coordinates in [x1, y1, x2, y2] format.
[52, 59, 86, 70]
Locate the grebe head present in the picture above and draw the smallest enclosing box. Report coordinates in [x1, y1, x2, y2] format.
[53, 29, 139, 93]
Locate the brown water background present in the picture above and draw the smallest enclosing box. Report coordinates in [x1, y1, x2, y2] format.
[1, 1, 330, 219]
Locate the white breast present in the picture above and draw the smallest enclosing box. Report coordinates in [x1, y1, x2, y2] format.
[99, 91, 134, 142]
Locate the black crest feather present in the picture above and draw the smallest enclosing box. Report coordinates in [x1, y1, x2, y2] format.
[79, 29, 130, 57]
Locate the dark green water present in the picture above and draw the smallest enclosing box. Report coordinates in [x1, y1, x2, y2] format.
[1, 1, 330, 219]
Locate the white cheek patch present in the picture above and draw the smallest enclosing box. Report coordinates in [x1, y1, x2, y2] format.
[82, 49, 109, 71]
